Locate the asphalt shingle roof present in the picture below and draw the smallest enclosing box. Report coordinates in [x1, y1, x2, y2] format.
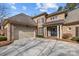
[65, 8, 79, 24]
[4, 13, 37, 27]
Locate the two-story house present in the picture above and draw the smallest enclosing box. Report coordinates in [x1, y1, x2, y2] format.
[2, 8, 79, 42]
[33, 8, 79, 39]
[33, 11, 66, 39]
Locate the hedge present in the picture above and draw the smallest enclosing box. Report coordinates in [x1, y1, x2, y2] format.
[71, 36, 79, 42]
[0, 36, 7, 41]
[36, 35, 44, 38]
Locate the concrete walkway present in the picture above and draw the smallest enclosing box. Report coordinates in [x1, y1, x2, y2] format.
[0, 38, 79, 56]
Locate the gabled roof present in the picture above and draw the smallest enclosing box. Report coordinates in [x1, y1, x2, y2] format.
[32, 12, 47, 19]
[3, 13, 37, 27]
[47, 10, 67, 18]
[65, 8, 79, 24]
[32, 10, 67, 19]
[44, 8, 79, 25]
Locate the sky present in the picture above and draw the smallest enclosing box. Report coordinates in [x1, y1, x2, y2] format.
[1, 3, 66, 17]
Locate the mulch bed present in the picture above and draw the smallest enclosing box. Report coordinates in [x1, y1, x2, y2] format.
[46, 37, 79, 44]
[0, 40, 14, 47]
[58, 39, 78, 43]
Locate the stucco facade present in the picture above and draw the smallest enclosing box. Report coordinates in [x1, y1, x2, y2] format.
[4, 23, 11, 41]
[46, 13, 65, 22]
[4, 23, 36, 41]
[4, 22, 36, 41]
[63, 24, 79, 37]
[33, 8, 79, 39]
[3, 13, 36, 41]
[3, 8, 79, 41]
[33, 11, 66, 39]
[33, 14, 46, 36]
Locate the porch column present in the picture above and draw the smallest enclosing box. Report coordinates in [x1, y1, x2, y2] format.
[33, 28, 36, 38]
[60, 25, 63, 39]
[7, 24, 11, 41]
[48, 29, 51, 37]
[11, 25, 15, 41]
[44, 26, 47, 37]
[57, 25, 60, 38]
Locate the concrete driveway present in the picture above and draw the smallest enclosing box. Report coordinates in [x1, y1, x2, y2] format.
[0, 38, 79, 56]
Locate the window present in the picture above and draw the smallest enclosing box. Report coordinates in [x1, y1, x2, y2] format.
[53, 16, 57, 19]
[50, 16, 58, 20]
[69, 27, 71, 30]
[65, 13, 68, 18]
[37, 19, 40, 23]
[37, 18, 44, 24]
[41, 18, 44, 23]
[4, 28, 7, 36]
[50, 17, 52, 20]
[38, 27, 44, 35]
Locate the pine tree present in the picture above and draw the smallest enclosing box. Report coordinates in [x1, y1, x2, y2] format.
[57, 6, 63, 11]
[65, 3, 77, 10]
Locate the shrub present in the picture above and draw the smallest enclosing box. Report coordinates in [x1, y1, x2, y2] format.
[71, 37, 79, 42]
[62, 33, 72, 39]
[36, 35, 44, 38]
[0, 36, 7, 41]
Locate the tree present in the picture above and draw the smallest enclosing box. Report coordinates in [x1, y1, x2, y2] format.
[65, 3, 77, 10]
[57, 6, 63, 11]
[0, 3, 10, 30]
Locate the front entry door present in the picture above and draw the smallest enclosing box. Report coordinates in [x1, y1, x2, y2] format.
[51, 26, 57, 36]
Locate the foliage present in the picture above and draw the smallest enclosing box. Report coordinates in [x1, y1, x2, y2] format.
[57, 6, 63, 11]
[71, 37, 79, 42]
[0, 3, 11, 30]
[0, 36, 7, 41]
[65, 3, 77, 10]
[36, 35, 44, 38]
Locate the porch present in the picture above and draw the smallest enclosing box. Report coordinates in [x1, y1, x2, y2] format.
[44, 20, 64, 39]
[44, 25, 62, 39]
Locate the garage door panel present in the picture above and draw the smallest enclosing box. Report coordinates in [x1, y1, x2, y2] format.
[14, 25, 34, 40]
[19, 31, 34, 39]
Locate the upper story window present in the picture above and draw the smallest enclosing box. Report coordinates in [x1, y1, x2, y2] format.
[41, 18, 44, 23]
[65, 13, 68, 19]
[50, 16, 58, 20]
[53, 16, 57, 19]
[38, 27, 44, 35]
[69, 27, 71, 30]
[50, 17, 53, 20]
[38, 18, 44, 24]
[37, 19, 39, 23]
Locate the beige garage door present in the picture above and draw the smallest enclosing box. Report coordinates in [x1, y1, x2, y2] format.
[14, 25, 34, 40]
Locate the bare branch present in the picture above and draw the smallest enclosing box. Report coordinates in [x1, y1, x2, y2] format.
[0, 3, 11, 29]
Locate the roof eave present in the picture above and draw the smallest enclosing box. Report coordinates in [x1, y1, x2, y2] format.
[32, 12, 47, 19]
[47, 10, 67, 18]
